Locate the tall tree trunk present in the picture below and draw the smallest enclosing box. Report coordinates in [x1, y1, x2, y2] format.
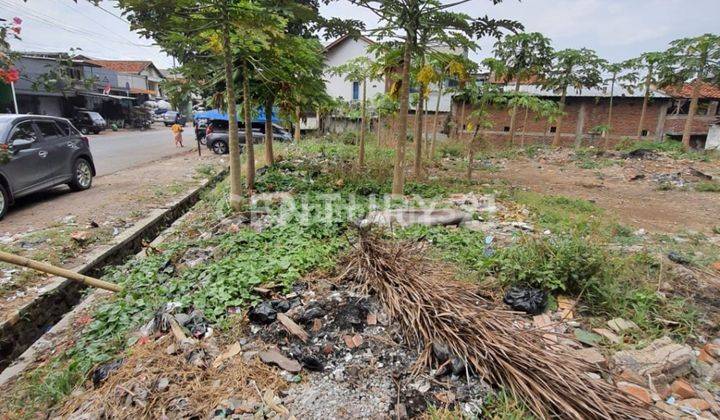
[316, 108, 321, 136]
[376, 116, 382, 146]
[359, 77, 367, 167]
[423, 98, 430, 159]
[681, 78, 702, 150]
[413, 53, 426, 178]
[221, 18, 242, 211]
[391, 39, 412, 196]
[412, 86, 424, 177]
[552, 87, 568, 147]
[520, 106, 529, 147]
[605, 73, 616, 149]
[294, 105, 301, 142]
[264, 96, 274, 166]
[242, 60, 254, 191]
[431, 81, 442, 160]
[467, 121, 481, 181]
[456, 100, 466, 141]
[509, 79, 521, 144]
[637, 63, 654, 140]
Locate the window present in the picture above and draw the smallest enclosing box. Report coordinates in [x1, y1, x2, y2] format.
[503, 126, 510, 132]
[641, 129, 649, 137]
[36, 121, 63, 139]
[56, 120, 77, 136]
[550, 126, 557, 133]
[446, 78, 459, 88]
[352, 81, 360, 101]
[8, 122, 37, 144]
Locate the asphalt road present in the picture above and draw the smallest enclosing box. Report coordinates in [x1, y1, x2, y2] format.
[88, 124, 195, 176]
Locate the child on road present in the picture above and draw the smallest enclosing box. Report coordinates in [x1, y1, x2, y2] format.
[171, 122, 184, 147]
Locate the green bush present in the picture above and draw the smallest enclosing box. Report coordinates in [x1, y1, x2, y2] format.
[695, 181, 720, 192]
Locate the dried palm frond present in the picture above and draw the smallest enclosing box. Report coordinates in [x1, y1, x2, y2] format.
[341, 230, 655, 419]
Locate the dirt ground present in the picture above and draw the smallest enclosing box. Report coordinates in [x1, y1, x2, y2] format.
[475, 150, 720, 234]
[0, 150, 226, 321]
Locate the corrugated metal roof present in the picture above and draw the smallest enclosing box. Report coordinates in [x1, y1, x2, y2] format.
[502, 84, 669, 98]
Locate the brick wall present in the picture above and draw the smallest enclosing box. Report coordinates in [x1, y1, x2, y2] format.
[449, 96, 719, 147]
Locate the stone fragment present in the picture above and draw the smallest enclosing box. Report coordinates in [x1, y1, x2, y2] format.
[618, 369, 646, 386]
[698, 389, 720, 415]
[705, 343, 720, 358]
[352, 334, 364, 348]
[670, 378, 696, 399]
[366, 313, 377, 325]
[592, 328, 622, 344]
[678, 398, 711, 412]
[655, 401, 685, 417]
[612, 337, 694, 382]
[572, 348, 606, 368]
[617, 381, 652, 405]
[607, 318, 639, 333]
[259, 349, 302, 373]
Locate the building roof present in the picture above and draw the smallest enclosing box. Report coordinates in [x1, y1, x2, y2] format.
[323, 34, 376, 53]
[662, 82, 720, 100]
[499, 84, 670, 99]
[87, 60, 154, 74]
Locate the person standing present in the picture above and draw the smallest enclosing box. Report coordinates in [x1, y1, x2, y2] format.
[171, 122, 184, 147]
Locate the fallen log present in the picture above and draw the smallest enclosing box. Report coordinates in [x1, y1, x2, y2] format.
[0, 250, 122, 292]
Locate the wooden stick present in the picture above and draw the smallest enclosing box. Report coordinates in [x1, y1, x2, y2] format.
[0, 250, 122, 292]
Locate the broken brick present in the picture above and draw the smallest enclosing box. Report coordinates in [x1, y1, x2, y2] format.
[352, 334, 364, 348]
[670, 378, 696, 399]
[366, 313, 377, 325]
[703, 343, 720, 358]
[617, 381, 652, 405]
[699, 349, 718, 365]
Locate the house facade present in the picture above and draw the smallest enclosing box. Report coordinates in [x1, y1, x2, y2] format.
[87, 60, 165, 100]
[323, 35, 385, 103]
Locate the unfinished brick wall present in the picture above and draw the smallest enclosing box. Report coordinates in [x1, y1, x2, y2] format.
[449, 96, 717, 147]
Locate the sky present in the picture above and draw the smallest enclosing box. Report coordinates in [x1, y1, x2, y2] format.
[2, 0, 719, 69]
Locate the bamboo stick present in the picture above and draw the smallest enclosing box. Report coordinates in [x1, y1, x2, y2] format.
[0, 250, 122, 292]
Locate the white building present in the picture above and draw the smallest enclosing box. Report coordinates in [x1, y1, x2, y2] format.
[323, 35, 385, 103]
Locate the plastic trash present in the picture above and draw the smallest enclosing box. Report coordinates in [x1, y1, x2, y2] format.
[92, 359, 123, 387]
[668, 251, 691, 265]
[503, 287, 548, 315]
[248, 301, 277, 324]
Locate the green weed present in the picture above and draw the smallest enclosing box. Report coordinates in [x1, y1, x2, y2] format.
[695, 181, 720, 192]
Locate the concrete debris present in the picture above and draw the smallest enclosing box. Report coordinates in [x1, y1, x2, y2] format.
[592, 328, 622, 344]
[362, 208, 471, 228]
[612, 337, 694, 382]
[607, 318, 639, 333]
[571, 348, 606, 368]
[258, 349, 302, 373]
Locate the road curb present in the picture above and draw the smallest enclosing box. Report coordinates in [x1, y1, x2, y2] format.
[0, 167, 228, 374]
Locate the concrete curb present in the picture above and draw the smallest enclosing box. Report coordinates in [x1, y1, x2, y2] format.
[0, 167, 227, 373]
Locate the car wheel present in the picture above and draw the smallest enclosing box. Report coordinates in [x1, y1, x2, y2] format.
[69, 158, 93, 191]
[199, 137, 207, 145]
[212, 141, 229, 155]
[0, 183, 8, 220]
[80, 127, 89, 135]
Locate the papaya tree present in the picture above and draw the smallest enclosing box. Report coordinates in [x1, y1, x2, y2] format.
[628, 52, 667, 141]
[601, 60, 638, 148]
[343, 0, 522, 195]
[492, 32, 553, 145]
[118, 0, 286, 208]
[331, 56, 381, 167]
[542, 48, 605, 147]
[465, 83, 503, 180]
[658, 34, 720, 149]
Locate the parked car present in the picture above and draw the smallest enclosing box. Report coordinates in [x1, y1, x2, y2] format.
[0, 115, 96, 219]
[72, 110, 106, 135]
[162, 111, 187, 126]
[205, 120, 292, 155]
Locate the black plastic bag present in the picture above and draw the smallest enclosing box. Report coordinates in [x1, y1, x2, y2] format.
[503, 287, 548, 315]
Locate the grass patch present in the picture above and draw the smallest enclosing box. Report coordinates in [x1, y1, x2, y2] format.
[619, 139, 716, 162]
[695, 181, 720, 192]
